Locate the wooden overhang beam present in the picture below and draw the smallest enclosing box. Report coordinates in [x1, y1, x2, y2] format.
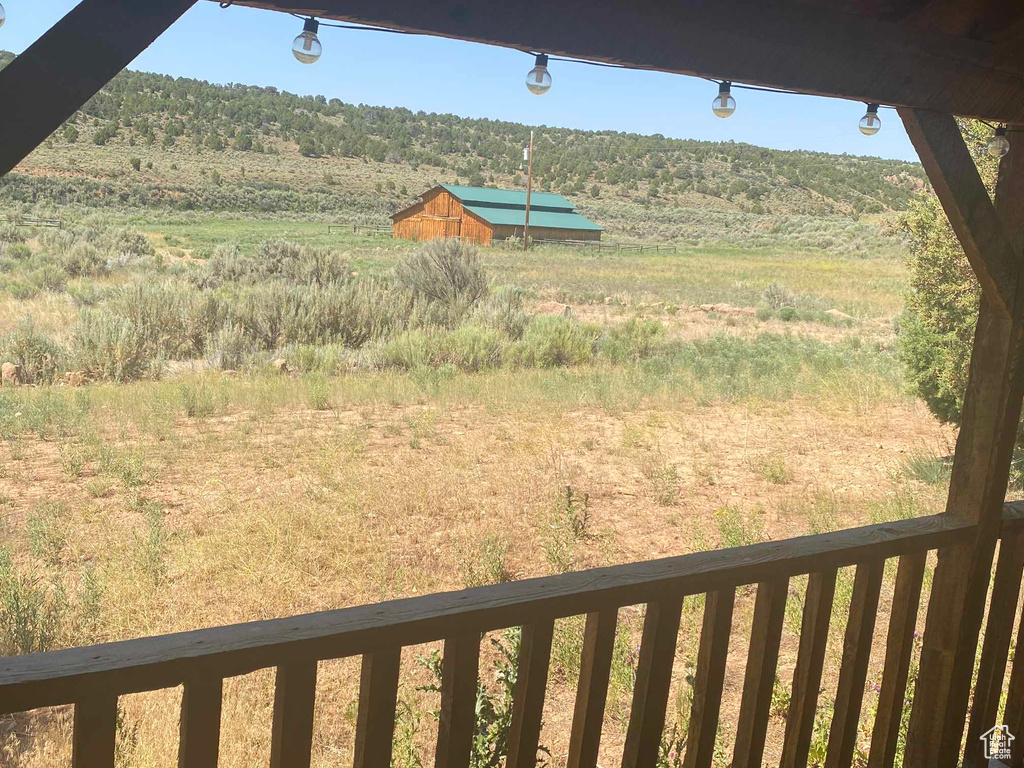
[0, 0, 200, 177]
[225, 0, 1024, 124]
[898, 110, 1024, 767]
[900, 110, 1019, 317]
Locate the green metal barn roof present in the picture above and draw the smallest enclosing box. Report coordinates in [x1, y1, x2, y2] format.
[441, 184, 576, 211]
[439, 185, 603, 231]
[462, 203, 603, 231]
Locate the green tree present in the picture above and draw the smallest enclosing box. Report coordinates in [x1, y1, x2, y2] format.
[299, 135, 317, 157]
[898, 119, 1000, 427]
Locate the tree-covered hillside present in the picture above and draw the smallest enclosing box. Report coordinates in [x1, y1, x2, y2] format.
[0, 51, 926, 236]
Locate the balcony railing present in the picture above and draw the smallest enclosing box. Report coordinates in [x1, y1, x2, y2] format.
[3, 504, 1024, 768]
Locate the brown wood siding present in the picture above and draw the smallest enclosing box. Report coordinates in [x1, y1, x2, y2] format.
[491, 225, 602, 243]
[392, 189, 476, 242]
[392, 187, 600, 246]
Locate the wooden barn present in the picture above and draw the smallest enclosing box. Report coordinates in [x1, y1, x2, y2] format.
[391, 184, 603, 246]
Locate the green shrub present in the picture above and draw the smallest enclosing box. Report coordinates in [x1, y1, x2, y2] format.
[437, 325, 505, 371]
[512, 315, 597, 368]
[0, 319, 68, 384]
[28, 265, 70, 293]
[395, 239, 489, 307]
[0, 549, 67, 655]
[897, 120, 996, 429]
[61, 242, 108, 277]
[4, 242, 31, 260]
[0, 224, 26, 244]
[471, 285, 531, 339]
[206, 323, 253, 370]
[599, 317, 665, 362]
[71, 309, 153, 382]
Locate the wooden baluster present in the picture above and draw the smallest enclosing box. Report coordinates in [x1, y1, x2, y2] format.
[733, 576, 788, 768]
[507, 619, 555, 768]
[435, 634, 481, 768]
[353, 649, 401, 768]
[781, 570, 838, 768]
[270, 660, 318, 768]
[622, 594, 684, 768]
[867, 551, 926, 768]
[178, 677, 223, 768]
[1005, 604, 1024, 767]
[964, 533, 1024, 767]
[72, 694, 118, 768]
[826, 559, 884, 768]
[684, 588, 735, 768]
[567, 610, 618, 768]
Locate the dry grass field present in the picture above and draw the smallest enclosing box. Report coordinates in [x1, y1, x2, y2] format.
[0, 216, 984, 767]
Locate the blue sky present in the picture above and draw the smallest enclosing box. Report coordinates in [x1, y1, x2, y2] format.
[2, 0, 919, 162]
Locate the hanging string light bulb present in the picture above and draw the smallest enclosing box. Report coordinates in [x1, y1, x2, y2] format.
[712, 82, 736, 118]
[988, 126, 1011, 158]
[0, 2, 6, 29]
[292, 17, 322, 64]
[526, 54, 552, 95]
[859, 103, 881, 135]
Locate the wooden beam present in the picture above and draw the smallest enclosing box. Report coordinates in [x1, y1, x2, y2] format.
[899, 109, 1018, 317]
[0, 0, 198, 177]
[223, 0, 1024, 123]
[904, 125, 1024, 768]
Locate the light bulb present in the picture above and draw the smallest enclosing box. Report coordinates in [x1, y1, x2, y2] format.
[0, 3, 6, 29]
[988, 126, 1010, 158]
[526, 54, 551, 95]
[712, 82, 736, 118]
[292, 18, 322, 64]
[859, 104, 881, 136]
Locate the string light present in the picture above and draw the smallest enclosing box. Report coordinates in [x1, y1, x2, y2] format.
[712, 82, 736, 118]
[859, 104, 881, 136]
[988, 126, 1010, 158]
[526, 54, 552, 95]
[292, 17, 322, 64]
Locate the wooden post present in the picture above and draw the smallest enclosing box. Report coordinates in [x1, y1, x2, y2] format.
[0, 0, 198, 177]
[899, 111, 1024, 768]
[524, 131, 534, 250]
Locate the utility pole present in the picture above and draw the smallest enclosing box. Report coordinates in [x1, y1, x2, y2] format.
[523, 130, 534, 250]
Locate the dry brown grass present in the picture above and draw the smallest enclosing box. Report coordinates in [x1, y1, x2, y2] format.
[0, 369, 956, 766]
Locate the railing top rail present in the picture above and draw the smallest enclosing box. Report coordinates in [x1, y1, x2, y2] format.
[3, 505, 1023, 715]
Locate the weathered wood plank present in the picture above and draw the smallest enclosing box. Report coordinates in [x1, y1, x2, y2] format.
[867, 552, 926, 768]
[269, 660, 318, 768]
[0, 0, 199, 177]
[0, 512, 991, 716]
[567, 610, 618, 768]
[435, 634, 481, 768]
[178, 677, 222, 768]
[622, 594, 684, 768]
[683, 589, 735, 768]
[72, 694, 118, 768]
[352, 649, 401, 768]
[964, 534, 1024, 767]
[506, 619, 555, 768]
[826, 560, 885, 768]
[781, 570, 838, 768]
[733, 577, 788, 768]
[228, 0, 1024, 124]
[903, 125, 1024, 768]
